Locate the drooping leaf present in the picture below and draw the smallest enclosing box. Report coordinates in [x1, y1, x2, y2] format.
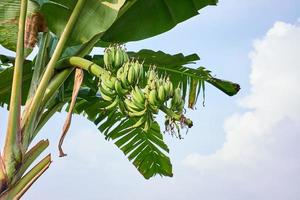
[98, 111, 173, 179]
[188, 78, 198, 109]
[40, 0, 125, 46]
[207, 77, 240, 96]
[101, 0, 218, 42]
[126, 50, 240, 105]
[127, 49, 200, 67]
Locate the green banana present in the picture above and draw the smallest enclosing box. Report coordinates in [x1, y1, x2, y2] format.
[127, 63, 136, 84]
[114, 47, 124, 69]
[99, 82, 116, 99]
[128, 108, 147, 117]
[158, 85, 166, 102]
[139, 63, 144, 80]
[115, 79, 128, 96]
[129, 115, 147, 129]
[104, 96, 119, 110]
[124, 99, 144, 113]
[147, 69, 156, 83]
[117, 67, 124, 80]
[164, 79, 173, 98]
[123, 51, 129, 63]
[148, 89, 159, 106]
[133, 62, 141, 82]
[171, 87, 182, 109]
[103, 48, 114, 70]
[132, 86, 145, 105]
[102, 76, 116, 90]
[99, 88, 114, 102]
[149, 80, 156, 90]
[143, 113, 152, 132]
[110, 46, 116, 67]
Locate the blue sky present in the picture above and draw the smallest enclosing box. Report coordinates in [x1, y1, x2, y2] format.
[1, 0, 300, 199]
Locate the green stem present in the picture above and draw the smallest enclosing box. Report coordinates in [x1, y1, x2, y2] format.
[11, 140, 49, 185]
[159, 105, 181, 120]
[41, 69, 73, 108]
[27, 32, 50, 101]
[3, 0, 28, 182]
[22, 0, 86, 149]
[0, 155, 51, 200]
[58, 57, 110, 78]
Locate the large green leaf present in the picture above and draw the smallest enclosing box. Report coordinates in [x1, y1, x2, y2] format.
[0, 0, 38, 51]
[101, 0, 218, 42]
[65, 84, 173, 179]
[125, 50, 240, 105]
[0, 61, 33, 107]
[41, 0, 125, 46]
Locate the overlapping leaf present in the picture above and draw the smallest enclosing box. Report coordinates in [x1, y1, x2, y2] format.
[101, 0, 218, 42]
[69, 89, 173, 179]
[40, 0, 125, 46]
[126, 49, 240, 106]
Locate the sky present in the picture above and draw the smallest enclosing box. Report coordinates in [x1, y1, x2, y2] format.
[1, 0, 300, 199]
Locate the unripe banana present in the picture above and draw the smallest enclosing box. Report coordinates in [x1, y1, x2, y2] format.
[99, 85, 115, 101]
[104, 96, 119, 110]
[123, 51, 129, 63]
[99, 81, 116, 99]
[129, 115, 147, 129]
[116, 67, 124, 80]
[158, 85, 166, 102]
[168, 81, 174, 97]
[149, 80, 156, 90]
[127, 63, 136, 84]
[156, 78, 163, 90]
[103, 48, 114, 70]
[124, 99, 144, 112]
[143, 114, 152, 132]
[133, 62, 141, 81]
[120, 62, 130, 87]
[115, 79, 128, 96]
[114, 47, 124, 69]
[148, 69, 156, 82]
[139, 63, 144, 80]
[148, 89, 159, 106]
[103, 76, 116, 90]
[171, 87, 182, 107]
[163, 79, 172, 97]
[132, 86, 145, 104]
[110, 46, 116, 67]
[128, 108, 147, 117]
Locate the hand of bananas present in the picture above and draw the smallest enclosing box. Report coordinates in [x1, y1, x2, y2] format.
[99, 45, 193, 135]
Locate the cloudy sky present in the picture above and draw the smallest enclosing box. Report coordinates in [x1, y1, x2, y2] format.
[1, 0, 300, 199]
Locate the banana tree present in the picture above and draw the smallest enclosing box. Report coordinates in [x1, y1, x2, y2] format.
[0, 0, 240, 198]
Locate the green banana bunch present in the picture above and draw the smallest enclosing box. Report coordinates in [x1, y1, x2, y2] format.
[99, 47, 193, 134]
[104, 45, 129, 71]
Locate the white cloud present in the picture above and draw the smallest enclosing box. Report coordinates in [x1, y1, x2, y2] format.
[184, 21, 300, 199]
